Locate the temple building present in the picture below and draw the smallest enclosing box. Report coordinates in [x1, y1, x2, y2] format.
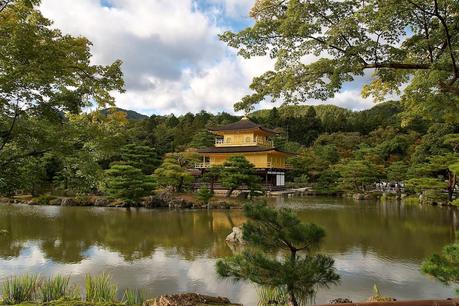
[196, 117, 295, 189]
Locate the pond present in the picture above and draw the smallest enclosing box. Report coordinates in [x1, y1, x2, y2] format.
[0, 197, 457, 305]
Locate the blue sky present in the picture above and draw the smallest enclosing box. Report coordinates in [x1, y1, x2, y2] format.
[40, 0, 374, 115]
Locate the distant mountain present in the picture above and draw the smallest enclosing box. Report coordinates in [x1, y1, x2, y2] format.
[99, 107, 149, 120]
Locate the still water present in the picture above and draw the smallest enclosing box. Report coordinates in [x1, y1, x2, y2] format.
[0, 197, 457, 305]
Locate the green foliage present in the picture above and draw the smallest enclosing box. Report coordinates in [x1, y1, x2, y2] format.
[422, 234, 459, 293]
[216, 203, 339, 305]
[337, 160, 382, 192]
[2, 274, 39, 304]
[122, 289, 144, 306]
[36, 194, 55, 206]
[386, 162, 409, 183]
[154, 153, 196, 192]
[85, 273, 117, 303]
[120, 144, 160, 174]
[189, 129, 215, 149]
[220, 155, 261, 197]
[221, 0, 459, 124]
[40, 275, 79, 303]
[103, 164, 155, 203]
[0, 0, 124, 160]
[196, 186, 213, 205]
[257, 286, 289, 306]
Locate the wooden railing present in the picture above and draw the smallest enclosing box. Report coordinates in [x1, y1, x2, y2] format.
[214, 138, 274, 147]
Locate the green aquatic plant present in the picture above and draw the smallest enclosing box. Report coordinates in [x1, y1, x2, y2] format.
[122, 288, 144, 306]
[85, 273, 118, 303]
[40, 275, 80, 302]
[257, 285, 289, 306]
[1, 274, 39, 304]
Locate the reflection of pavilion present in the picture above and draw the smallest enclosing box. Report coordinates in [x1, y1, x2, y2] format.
[196, 117, 295, 190]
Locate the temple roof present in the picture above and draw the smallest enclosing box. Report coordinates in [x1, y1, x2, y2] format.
[208, 117, 276, 134]
[197, 146, 295, 155]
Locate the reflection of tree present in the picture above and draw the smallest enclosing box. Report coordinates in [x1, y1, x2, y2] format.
[0, 199, 454, 264]
[0, 207, 245, 263]
[288, 198, 454, 260]
[0, 212, 23, 258]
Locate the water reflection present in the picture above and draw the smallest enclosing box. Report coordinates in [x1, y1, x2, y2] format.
[0, 198, 456, 304]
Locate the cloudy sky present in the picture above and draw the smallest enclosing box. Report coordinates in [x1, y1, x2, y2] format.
[40, 0, 374, 115]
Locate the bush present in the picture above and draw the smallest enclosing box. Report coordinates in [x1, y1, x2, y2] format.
[2, 274, 39, 304]
[36, 194, 56, 206]
[196, 186, 213, 205]
[103, 165, 155, 204]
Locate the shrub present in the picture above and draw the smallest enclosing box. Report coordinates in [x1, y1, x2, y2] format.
[103, 165, 155, 204]
[1, 274, 39, 304]
[196, 186, 213, 205]
[40, 275, 79, 302]
[85, 273, 117, 303]
[36, 194, 55, 206]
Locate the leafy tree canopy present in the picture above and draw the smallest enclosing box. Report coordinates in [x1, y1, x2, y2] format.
[0, 0, 124, 155]
[221, 0, 459, 124]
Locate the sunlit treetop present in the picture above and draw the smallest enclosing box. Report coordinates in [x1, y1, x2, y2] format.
[220, 0, 459, 124]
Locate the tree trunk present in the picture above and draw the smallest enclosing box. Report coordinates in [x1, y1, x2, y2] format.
[288, 290, 299, 306]
[177, 177, 184, 193]
[448, 172, 456, 202]
[395, 182, 401, 200]
[210, 179, 215, 194]
[287, 248, 298, 306]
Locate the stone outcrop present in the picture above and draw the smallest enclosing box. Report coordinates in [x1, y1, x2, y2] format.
[226, 226, 245, 244]
[330, 298, 353, 304]
[61, 198, 78, 207]
[143, 293, 240, 306]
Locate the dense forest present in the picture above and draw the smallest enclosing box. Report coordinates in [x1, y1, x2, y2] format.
[1, 99, 458, 205]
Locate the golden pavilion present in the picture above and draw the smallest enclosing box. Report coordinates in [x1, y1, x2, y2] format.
[196, 117, 295, 188]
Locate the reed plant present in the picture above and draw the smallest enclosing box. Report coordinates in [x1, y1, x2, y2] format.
[40, 275, 80, 302]
[85, 273, 118, 303]
[257, 285, 289, 306]
[1, 274, 40, 305]
[122, 288, 144, 306]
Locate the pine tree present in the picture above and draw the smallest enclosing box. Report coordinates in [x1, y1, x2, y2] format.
[154, 153, 195, 192]
[196, 186, 213, 205]
[120, 144, 160, 174]
[422, 233, 459, 293]
[103, 164, 155, 204]
[216, 203, 340, 306]
[220, 155, 261, 197]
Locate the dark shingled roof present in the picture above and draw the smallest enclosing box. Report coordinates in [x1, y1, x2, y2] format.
[208, 117, 276, 134]
[197, 146, 295, 155]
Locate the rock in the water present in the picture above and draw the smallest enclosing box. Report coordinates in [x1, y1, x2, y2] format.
[94, 198, 109, 207]
[49, 198, 62, 206]
[329, 298, 353, 304]
[143, 293, 239, 306]
[226, 226, 245, 244]
[61, 198, 78, 206]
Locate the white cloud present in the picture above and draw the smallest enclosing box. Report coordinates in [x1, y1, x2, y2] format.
[40, 0, 374, 115]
